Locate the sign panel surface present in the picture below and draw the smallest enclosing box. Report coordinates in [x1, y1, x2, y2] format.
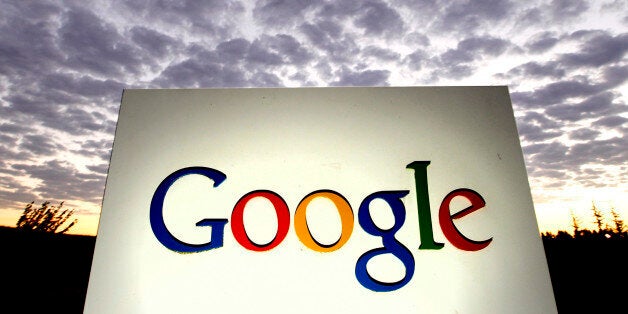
[85, 87, 556, 313]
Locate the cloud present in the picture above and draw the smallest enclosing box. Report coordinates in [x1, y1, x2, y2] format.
[592, 115, 628, 128]
[436, 0, 516, 33]
[502, 61, 565, 79]
[130, 26, 182, 59]
[59, 7, 144, 77]
[516, 0, 589, 29]
[544, 92, 619, 122]
[511, 78, 607, 108]
[115, 0, 245, 37]
[524, 32, 561, 53]
[331, 66, 390, 86]
[41, 73, 125, 100]
[549, 0, 589, 19]
[517, 122, 563, 142]
[352, 0, 405, 36]
[0, 0, 626, 224]
[18, 134, 62, 157]
[363, 45, 402, 62]
[569, 128, 600, 141]
[154, 34, 313, 87]
[0, 2, 64, 77]
[560, 31, 628, 68]
[0, 176, 40, 209]
[404, 49, 429, 71]
[524, 141, 569, 169]
[249, 34, 314, 66]
[432, 35, 514, 79]
[299, 21, 359, 63]
[253, 0, 319, 27]
[155, 57, 248, 88]
[72, 139, 113, 163]
[10, 160, 106, 204]
[567, 137, 628, 166]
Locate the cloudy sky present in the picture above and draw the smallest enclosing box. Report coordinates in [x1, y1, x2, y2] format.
[0, 0, 626, 235]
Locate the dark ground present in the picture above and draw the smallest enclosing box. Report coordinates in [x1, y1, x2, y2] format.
[1, 226, 626, 313]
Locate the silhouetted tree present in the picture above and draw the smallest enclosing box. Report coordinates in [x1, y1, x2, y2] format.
[570, 210, 582, 238]
[590, 202, 604, 232]
[544, 204, 627, 241]
[16, 201, 77, 234]
[610, 207, 625, 237]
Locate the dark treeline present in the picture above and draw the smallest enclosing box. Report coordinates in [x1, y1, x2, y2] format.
[3, 226, 95, 313]
[542, 202, 626, 240]
[541, 203, 627, 313]
[2, 201, 626, 313]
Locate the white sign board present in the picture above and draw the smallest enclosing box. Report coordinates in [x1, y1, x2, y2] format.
[85, 87, 556, 313]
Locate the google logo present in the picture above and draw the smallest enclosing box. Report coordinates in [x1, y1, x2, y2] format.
[150, 161, 492, 292]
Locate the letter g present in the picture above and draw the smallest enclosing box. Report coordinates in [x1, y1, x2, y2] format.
[150, 167, 228, 253]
